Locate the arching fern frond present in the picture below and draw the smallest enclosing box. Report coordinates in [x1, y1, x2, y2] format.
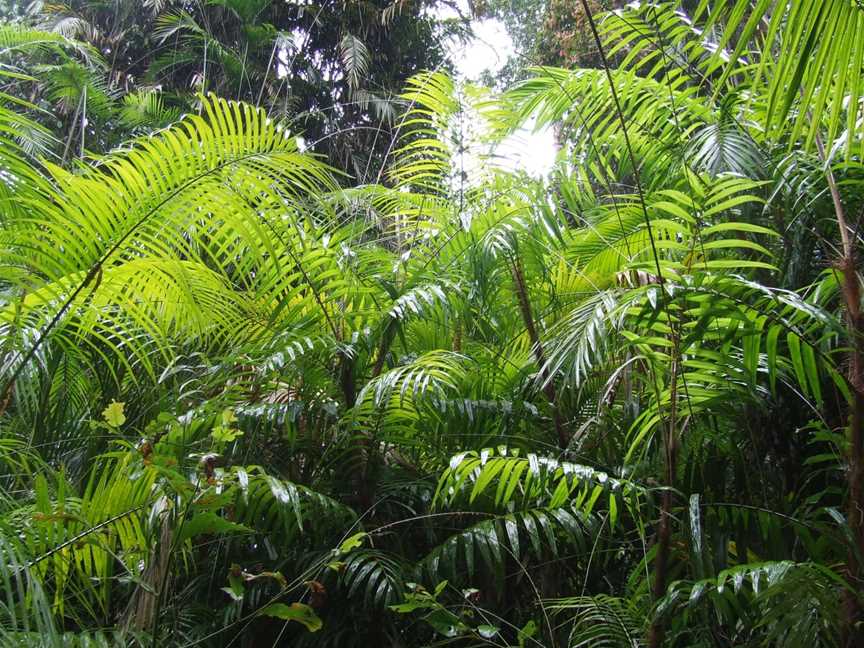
[0, 93, 337, 394]
[338, 549, 406, 609]
[421, 505, 596, 584]
[232, 468, 357, 542]
[659, 560, 843, 647]
[546, 594, 645, 648]
[355, 350, 468, 409]
[434, 449, 638, 525]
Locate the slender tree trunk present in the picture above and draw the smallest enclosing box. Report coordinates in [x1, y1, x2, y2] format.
[648, 352, 678, 648]
[61, 91, 83, 165]
[841, 255, 864, 648]
[815, 135, 864, 646]
[372, 319, 398, 379]
[339, 352, 356, 407]
[342, 350, 374, 510]
[346, 319, 404, 512]
[125, 519, 172, 633]
[509, 256, 568, 449]
[452, 317, 462, 353]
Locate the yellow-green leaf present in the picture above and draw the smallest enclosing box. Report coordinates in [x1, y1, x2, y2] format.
[260, 603, 322, 632]
[102, 401, 126, 428]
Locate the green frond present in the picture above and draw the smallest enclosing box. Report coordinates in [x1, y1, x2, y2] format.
[339, 34, 370, 93]
[355, 350, 468, 409]
[546, 594, 645, 648]
[338, 549, 406, 609]
[693, 0, 864, 159]
[0, 22, 99, 66]
[506, 66, 711, 184]
[232, 468, 357, 541]
[435, 449, 636, 524]
[422, 505, 596, 584]
[660, 560, 843, 647]
[0, 534, 61, 645]
[1, 93, 337, 391]
[119, 89, 181, 130]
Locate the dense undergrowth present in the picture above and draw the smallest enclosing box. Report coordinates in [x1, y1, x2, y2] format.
[2, 1, 864, 646]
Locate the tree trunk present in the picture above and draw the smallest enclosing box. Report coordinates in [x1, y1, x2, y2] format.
[510, 256, 568, 449]
[125, 518, 172, 634]
[341, 350, 375, 510]
[648, 352, 678, 648]
[815, 134, 864, 647]
[841, 255, 864, 648]
[371, 319, 398, 379]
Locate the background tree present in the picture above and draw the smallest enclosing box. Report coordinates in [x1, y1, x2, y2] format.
[3, 0, 468, 176]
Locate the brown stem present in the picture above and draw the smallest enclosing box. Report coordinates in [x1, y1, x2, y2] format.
[342, 349, 373, 509]
[648, 351, 678, 648]
[840, 255, 864, 648]
[510, 256, 567, 449]
[816, 136, 853, 259]
[371, 319, 398, 379]
[815, 134, 864, 647]
[351, 318, 402, 512]
[125, 517, 172, 633]
[339, 352, 356, 408]
[452, 317, 462, 353]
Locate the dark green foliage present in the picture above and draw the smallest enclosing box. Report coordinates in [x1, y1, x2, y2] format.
[1, 0, 863, 646]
